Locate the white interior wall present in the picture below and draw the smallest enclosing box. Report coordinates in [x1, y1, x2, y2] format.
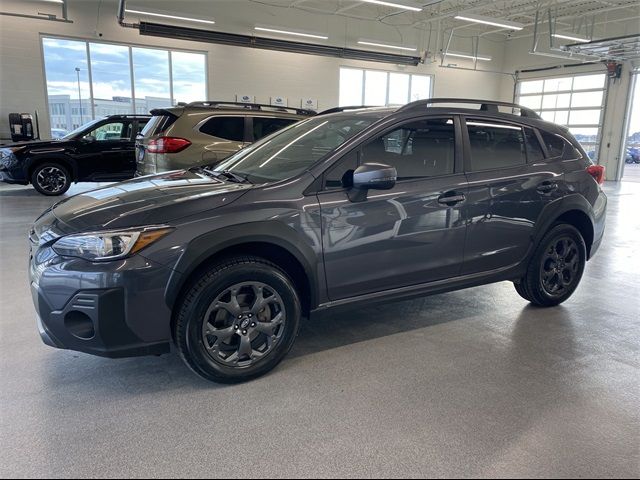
[0, 0, 509, 140]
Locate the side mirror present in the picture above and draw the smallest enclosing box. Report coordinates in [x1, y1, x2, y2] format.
[352, 163, 397, 190]
[83, 135, 96, 143]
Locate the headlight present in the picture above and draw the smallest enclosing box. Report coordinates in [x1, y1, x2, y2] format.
[52, 226, 173, 261]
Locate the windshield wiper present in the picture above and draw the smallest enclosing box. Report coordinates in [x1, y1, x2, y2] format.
[199, 168, 252, 184]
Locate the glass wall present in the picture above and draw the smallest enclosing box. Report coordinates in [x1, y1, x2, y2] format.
[516, 73, 607, 161]
[42, 37, 207, 136]
[622, 72, 640, 182]
[339, 67, 432, 107]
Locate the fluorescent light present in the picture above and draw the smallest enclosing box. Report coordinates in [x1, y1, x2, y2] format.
[42, 1, 64, 3]
[553, 33, 590, 43]
[360, 0, 422, 12]
[454, 13, 524, 31]
[254, 27, 328, 40]
[358, 40, 417, 52]
[125, 9, 215, 25]
[443, 52, 492, 61]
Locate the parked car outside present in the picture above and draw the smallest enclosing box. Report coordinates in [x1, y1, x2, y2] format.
[625, 147, 640, 164]
[135, 101, 315, 176]
[29, 99, 607, 383]
[0, 115, 150, 195]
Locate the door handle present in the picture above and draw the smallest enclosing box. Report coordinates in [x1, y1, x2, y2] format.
[438, 192, 466, 205]
[537, 181, 558, 193]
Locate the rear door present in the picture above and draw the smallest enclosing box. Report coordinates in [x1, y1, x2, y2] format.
[318, 116, 469, 300]
[461, 117, 564, 274]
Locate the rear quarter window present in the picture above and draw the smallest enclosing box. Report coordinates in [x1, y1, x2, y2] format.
[200, 117, 245, 142]
[140, 115, 177, 137]
[540, 130, 582, 160]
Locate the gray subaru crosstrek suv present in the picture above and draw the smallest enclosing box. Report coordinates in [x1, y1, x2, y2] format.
[29, 99, 607, 383]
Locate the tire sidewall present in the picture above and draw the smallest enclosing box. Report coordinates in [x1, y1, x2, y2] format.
[31, 162, 71, 196]
[529, 224, 586, 305]
[180, 262, 301, 383]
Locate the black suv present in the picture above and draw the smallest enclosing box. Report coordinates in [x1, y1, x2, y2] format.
[1, 115, 150, 195]
[29, 99, 607, 383]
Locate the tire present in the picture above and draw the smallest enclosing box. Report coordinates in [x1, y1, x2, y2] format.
[174, 256, 301, 383]
[31, 162, 71, 196]
[514, 223, 586, 307]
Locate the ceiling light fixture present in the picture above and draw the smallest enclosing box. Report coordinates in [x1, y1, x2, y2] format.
[454, 13, 524, 31]
[254, 27, 328, 40]
[552, 33, 590, 43]
[358, 40, 417, 52]
[125, 9, 215, 25]
[443, 52, 492, 61]
[42, 0, 64, 3]
[360, 0, 422, 12]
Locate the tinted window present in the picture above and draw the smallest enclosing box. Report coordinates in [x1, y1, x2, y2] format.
[200, 117, 245, 142]
[252, 117, 297, 141]
[525, 128, 545, 162]
[140, 114, 177, 137]
[467, 120, 526, 170]
[361, 118, 455, 180]
[540, 131, 582, 160]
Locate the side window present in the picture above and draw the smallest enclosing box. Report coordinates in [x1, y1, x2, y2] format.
[200, 117, 245, 142]
[524, 128, 545, 163]
[86, 122, 129, 141]
[253, 117, 296, 141]
[361, 118, 455, 180]
[136, 120, 149, 136]
[540, 131, 582, 160]
[466, 119, 526, 170]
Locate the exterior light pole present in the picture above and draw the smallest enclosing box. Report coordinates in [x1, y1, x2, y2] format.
[75, 67, 83, 126]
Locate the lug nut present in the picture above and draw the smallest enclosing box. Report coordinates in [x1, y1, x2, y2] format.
[234, 325, 238, 330]
[251, 322, 256, 327]
[248, 314, 252, 318]
[242, 330, 248, 335]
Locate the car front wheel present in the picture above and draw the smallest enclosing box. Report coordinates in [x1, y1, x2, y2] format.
[31, 163, 71, 196]
[514, 223, 586, 307]
[174, 256, 301, 383]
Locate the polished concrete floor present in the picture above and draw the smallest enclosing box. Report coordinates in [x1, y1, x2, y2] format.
[0, 181, 638, 478]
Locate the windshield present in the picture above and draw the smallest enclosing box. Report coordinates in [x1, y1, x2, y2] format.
[212, 114, 379, 183]
[61, 119, 103, 140]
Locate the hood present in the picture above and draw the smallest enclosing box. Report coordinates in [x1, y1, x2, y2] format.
[3, 139, 69, 152]
[50, 169, 251, 232]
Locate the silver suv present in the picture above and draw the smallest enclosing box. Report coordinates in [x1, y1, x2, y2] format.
[135, 101, 314, 175]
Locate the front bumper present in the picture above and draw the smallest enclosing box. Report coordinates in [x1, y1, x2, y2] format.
[30, 243, 175, 358]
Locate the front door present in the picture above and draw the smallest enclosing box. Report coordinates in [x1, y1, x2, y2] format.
[78, 120, 135, 180]
[318, 116, 468, 300]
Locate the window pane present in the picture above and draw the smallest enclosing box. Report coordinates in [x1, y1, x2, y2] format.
[132, 47, 171, 113]
[541, 111, 555, 122]
[171, 51, 206, 104]
[410, 75, 430, 101]
[90, 43, 133, 115]
[86, 121, 129, 141]
[388, 73, 410, 105]
[252, 117, 296, 141]
[569, 109, 601, 125]
[519, 95, 542, 110]
[200, 117, 245, 141]
[542, 94, 559, 109]
[362, 118, 455, 179]
[555, 110, 569, 125]
[540, 131, 565, 158]
[544, 77, 572, 92]
[364, 70, 387, 105]
[573, 74, 606, 90]
[42, 38, 91, 134]
[570, 128, 599, 159]
[571, 91, 603, 108]
[467, 120, 526, 170]
[519, 80, 543, 94]
[339, 68, 363, 106]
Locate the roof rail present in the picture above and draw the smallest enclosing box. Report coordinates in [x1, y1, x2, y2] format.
[106, 114, 152, 118]
[396, 98, 541, 119]
[184, 101, 316, 116]
[317, 105, 378, 115]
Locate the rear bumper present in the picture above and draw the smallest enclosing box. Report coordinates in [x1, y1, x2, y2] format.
[589, 188, 607, 259]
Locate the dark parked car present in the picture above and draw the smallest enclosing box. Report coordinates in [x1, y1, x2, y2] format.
[1, 115, 150, 195]
[29, 99, 607, 383]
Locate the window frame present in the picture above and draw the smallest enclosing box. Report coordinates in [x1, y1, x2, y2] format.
[319, 114, 464, 192]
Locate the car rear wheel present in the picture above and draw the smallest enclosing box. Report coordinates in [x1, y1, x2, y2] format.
[31, 163, 71, 196]
[514, 223, 586, 307]
[174, 256, 301, 383]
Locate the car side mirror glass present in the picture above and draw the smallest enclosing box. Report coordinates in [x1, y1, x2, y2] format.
[352, 163, 397, 191]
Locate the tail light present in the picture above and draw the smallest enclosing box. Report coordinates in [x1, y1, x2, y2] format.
[147, 137, 191, 154]
[586, 165, 605, 185]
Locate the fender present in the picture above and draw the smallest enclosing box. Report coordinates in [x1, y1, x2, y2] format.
[164, 221, 320, 310]
[24, 153, 78, 181]
[530, 193, 595, 256]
